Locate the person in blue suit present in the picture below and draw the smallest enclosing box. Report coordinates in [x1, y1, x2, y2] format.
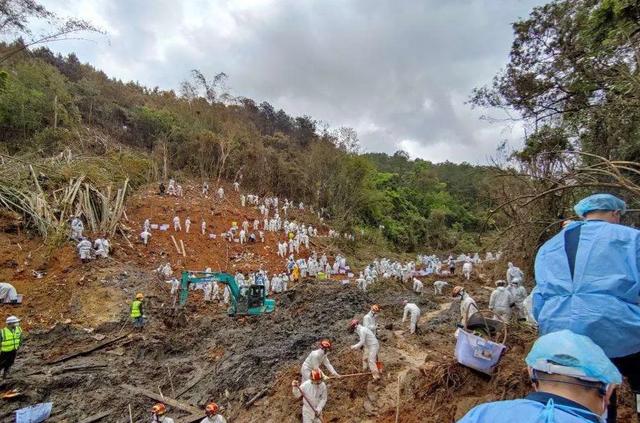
[533, 193, 640, 422]
[458, 330, 621, 423]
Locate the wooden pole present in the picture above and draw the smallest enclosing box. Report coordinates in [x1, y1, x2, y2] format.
[180, 240, 187, 257]
[395, 374, 401, 423]
[170, 235, 181, 254]
[128, 404, 133, 423]
[167, 365, 176, 397]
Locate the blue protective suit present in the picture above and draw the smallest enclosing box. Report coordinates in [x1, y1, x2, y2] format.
[533, 220, 640, 358]
[457, 395, 602, 423]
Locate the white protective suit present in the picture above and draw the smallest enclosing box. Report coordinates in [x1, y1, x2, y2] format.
[292, 380, 327, 423]
[506, 263, 524, 285]
[460, 292, 479, 327]
[173, 216, 181, 232]
[402, 303, 421, 334]
[412, 278, 423, 295]
[300, 348, 339, 381]
[71, 217, 84, 240]
[140, 230, 151, 245]
[489, 285, 514, 320]
[93, 238, 110, 258]
[152, 416, 175, 423]
[200, 415, 226, 423]
[462, 262, 473, 280]
[0, 283, 18, 303]
[509, 282, 528, 320]
[433, 280, 448, 295]
[362, 310, 378, 334]
[77, 239, 93, 260]
[351, 325, 380, 378]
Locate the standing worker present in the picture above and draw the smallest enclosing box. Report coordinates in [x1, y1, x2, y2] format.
[402, 300, 421, 334]
[0, 316, 22, 378]
[200, 403, 226, 423]
[489, 280, 514, 321]
[349, 319, 380, 381]
[452, 286, 479, 327]
[462, 261, 473, 280]
[300, 339, 340, 382]
[131, 293, 145, 330]
[150, 403, 174, 423]
[292, 369, 327, 423]
[534, 193, 640, 422]
[363, 304, 380, 334]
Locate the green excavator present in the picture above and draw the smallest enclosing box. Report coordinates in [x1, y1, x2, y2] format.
[178, 270, 276, 316]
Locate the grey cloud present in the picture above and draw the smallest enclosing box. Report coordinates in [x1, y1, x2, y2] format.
[40, 0, 544, 163]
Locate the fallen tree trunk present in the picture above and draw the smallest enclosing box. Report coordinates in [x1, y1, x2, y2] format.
[46, 334, 129, 364]
[122, 384, 201, 415]
[77, 410, 113, 423]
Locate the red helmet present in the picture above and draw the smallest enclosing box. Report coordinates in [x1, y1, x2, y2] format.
[349, 319, 359, 330]
[371, 304, 381, 313]
[151, 403, 167, 415]
[319, 339, 332, 350]
[205, 403, 219, 415]
[310, 369, 323, 382]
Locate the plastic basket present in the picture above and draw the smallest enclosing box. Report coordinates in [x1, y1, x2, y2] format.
[454, 308, 507, 375]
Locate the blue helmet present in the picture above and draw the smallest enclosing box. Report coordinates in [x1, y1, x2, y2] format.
[525, 330, 622, 385]
[573, 193, 626, 218]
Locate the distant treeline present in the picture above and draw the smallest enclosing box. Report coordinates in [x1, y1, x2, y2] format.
[0, 41, 494, 252]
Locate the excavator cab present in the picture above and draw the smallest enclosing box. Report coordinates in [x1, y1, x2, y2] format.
[179, 271, 275, 316]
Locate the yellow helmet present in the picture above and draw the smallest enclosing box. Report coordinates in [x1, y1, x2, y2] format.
[135, 293, 144, 300]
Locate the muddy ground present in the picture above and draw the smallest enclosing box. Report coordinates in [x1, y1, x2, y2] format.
[0, 182, 634, 422]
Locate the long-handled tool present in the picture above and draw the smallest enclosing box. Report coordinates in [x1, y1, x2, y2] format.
[327, 372, 372, 380]
[295, 385, 325, 423]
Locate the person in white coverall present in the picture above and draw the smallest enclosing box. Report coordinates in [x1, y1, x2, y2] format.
[402, 301, 421, 334]
[349, 319, 380, 380]
[77, 238, 93, 262]
[185, 217, 191, 233]
[506, 262, 524, 285]
[412, 278, 423, 295]
[140, 229, 152, 246]
[489, 280, 514, 321]
[300, 339, 340, 382]
[462, 261, 473, 280]
[173, 216, 181, 232]
[433, 280, 448, 295]
[70, 216, 84, 240]
[508, 279, 528, 320]
[452, 286, 479, 327]
[363, 304, 380, 334]
[292, 369, 327, 423]
[93, 235, 110, 258]
[200, 402, 226, 423]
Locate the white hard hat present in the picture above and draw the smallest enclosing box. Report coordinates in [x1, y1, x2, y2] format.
[6, 316, 20, 324]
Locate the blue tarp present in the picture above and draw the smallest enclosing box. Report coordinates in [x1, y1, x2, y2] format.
[15, 402, 52, 423]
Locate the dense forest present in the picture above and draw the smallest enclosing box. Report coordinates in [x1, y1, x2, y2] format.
[0, 39, 492, 252]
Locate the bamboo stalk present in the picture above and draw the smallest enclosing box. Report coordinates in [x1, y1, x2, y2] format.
[171, 236, 181, 254]
[180, 240, 187, 257]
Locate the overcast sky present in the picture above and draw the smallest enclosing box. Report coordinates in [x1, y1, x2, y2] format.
[35, 0, 544, 163]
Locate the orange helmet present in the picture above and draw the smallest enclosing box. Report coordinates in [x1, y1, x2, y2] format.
[319, 339, 332, 350]
[348, 319, 359, 330]
[371, 304, 381, 313]
[452, 286, 464, 297]
[310, 369, 323, 382]
[136, 293, 144, 300]
[151, 403, 166, 415]
[205, 402, 219, 415]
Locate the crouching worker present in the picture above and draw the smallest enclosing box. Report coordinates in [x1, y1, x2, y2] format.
[458, 330, 621, 423]
[292, 369, 327, 423]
